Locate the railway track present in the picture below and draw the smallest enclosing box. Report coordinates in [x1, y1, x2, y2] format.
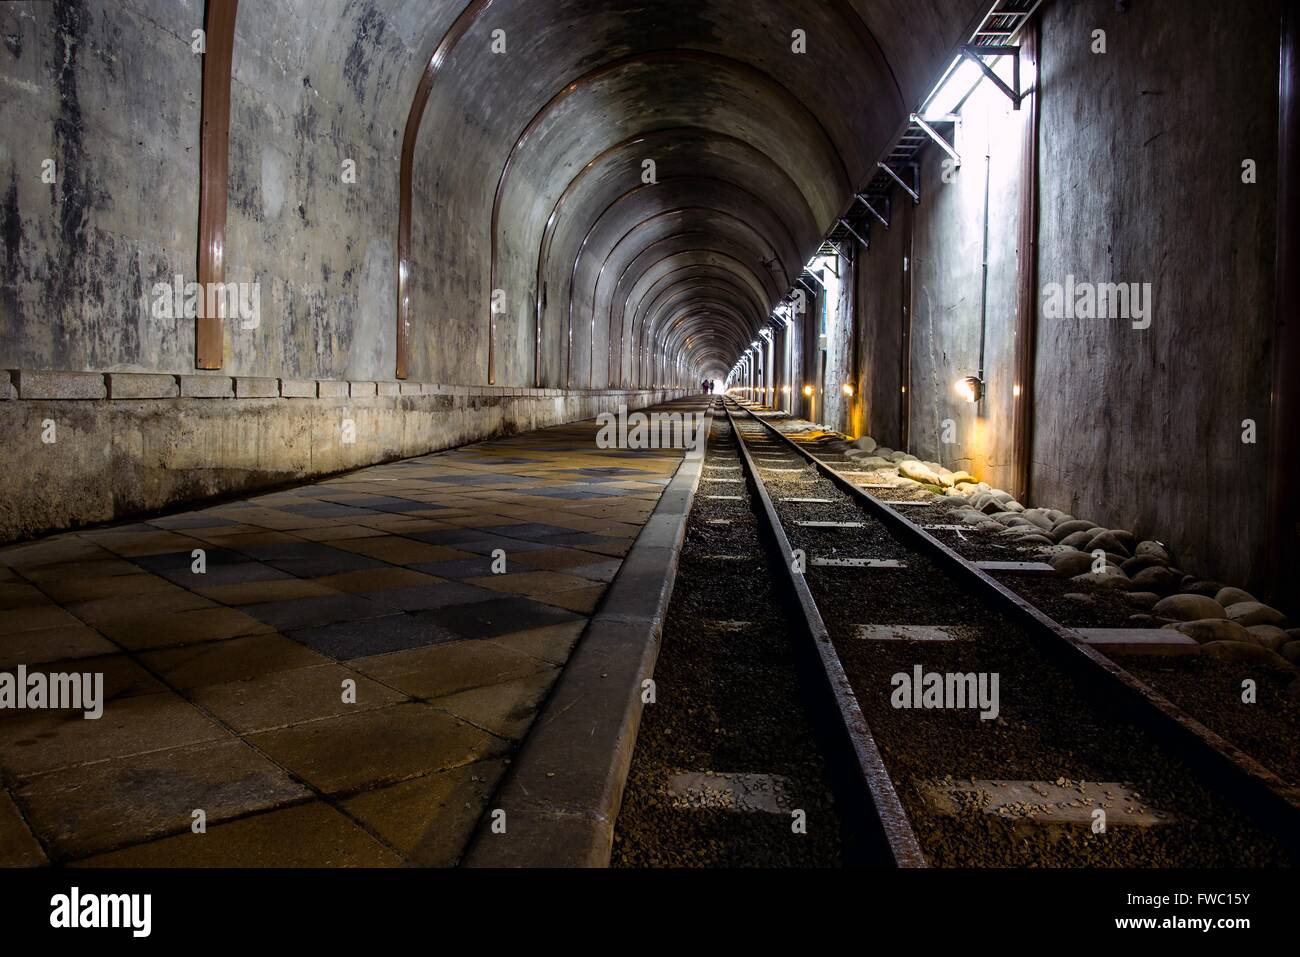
[719, 398, 1300, 867]
[612, 404, 853, 867]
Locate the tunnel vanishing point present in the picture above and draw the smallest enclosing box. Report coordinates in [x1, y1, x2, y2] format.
[2, 0, 1300, 884]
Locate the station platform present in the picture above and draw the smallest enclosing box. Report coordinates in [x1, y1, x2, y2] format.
[0, 398, 707, 866]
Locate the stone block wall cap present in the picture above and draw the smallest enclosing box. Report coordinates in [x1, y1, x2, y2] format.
[16, 370, 108, 400]
[279, 378, 315, 397]
[106, 372, 180, 400]
[234, 376, 279, 398]
[179, 374, 234, 398]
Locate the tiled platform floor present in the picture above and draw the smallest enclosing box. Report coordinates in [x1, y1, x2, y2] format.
[0, 399, 702, 866]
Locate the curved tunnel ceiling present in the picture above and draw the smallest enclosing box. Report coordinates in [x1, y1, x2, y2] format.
[364, 0, 989, 386]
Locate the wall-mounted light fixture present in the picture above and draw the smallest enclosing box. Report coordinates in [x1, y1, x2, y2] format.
[802, 385, 814, 398]
[841, 383, 855, 397]
[954, 375, 984, 403]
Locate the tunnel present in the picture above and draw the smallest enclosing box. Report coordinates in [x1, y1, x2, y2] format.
[1, 0, 1300, 919]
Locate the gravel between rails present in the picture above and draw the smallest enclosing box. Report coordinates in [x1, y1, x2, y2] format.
[757, 407, 1300, 795]
[730, 406, 1291, 867]
[611, 415, 843, 868]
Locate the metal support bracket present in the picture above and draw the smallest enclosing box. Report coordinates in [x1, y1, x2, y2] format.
[855, 192, 891, 228]
[909, 113, 962, 167]
[877, 161, 920, 205]
[838, 217, 870, 249]
[961, 43, 1023, 110]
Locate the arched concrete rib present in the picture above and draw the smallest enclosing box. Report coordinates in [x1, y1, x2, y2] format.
[653, 300, 756, 386]
[580, 204, 796, 388]
[397, 0, 497, 379]
[395, 0, 962, 386]
[619, 263, 772, 387]
[595, 222, 786, 388]
[532, 127, 821, 387]
[575, 232, 782, 389]
[489, 48, 853, 383]
[640, 286, 765, 378]
[621, 250, 776, 387]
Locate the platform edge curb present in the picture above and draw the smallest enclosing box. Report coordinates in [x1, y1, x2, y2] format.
[462, 401, 715, 868]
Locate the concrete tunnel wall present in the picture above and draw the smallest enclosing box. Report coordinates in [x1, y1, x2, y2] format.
[840, 0, 1282, 591]
[1, 0, 987, 543]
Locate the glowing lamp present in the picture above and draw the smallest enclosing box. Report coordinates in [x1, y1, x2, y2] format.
[955, 375, 984, 403]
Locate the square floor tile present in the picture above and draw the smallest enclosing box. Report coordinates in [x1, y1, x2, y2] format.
[465, 570, 597, 598]
[287, 613, 457, 660]
[240, 593, 393, 631]
[509, 547, 612, 571]
[193, 578, 340, 605]
[247, 703, 506, 796]
[563, 559, 623, 582]
[333, 538, 472, 565]
[0, 623, 117, 667]
[340, 760, 505, 866]
[191, 663, 407, 733]
[483, 619, 586, 665]
[532, 584, 605, 614]
[430, 668, 559, 741]
[311, 567, 443, 593]
[265, 552, 389, 578]
[15, 738, 309, 861]
[363, 581, 499, 612]
[0, 789, 46, 866]
[420, 596, 582, 640]
[0, 604, 89, 636]
[408, 556, 499, 579]
[74, 801, 403, 867]
[139, 633, 330, 690]
[100, 605, 275, 651]
[487, 523, 587, 542]
[13, 654, 164, 704]
[0, 691, 230, 777]
[352, 638, 554, 700]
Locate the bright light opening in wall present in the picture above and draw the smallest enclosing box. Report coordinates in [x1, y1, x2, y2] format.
[921, 57, 984, 120]
[841, 383, 854, 397]
[802, 385, 814, 397]
[955, 375, 984, 403]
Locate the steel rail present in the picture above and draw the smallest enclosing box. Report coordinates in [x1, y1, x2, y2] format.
[720, 400, 927, 868]
[733, 401, 1300, 848]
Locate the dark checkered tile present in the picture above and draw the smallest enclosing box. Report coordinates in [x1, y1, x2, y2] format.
[420, 596, 582, 639]
[287, 613, 458, 660]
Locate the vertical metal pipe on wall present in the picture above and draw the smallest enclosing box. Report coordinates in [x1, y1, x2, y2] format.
[899, 200, 914, 449]
[1269, 0, 1299, 608]
[1012, 18, 1041, 504]
[196, 0, 238, 370]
